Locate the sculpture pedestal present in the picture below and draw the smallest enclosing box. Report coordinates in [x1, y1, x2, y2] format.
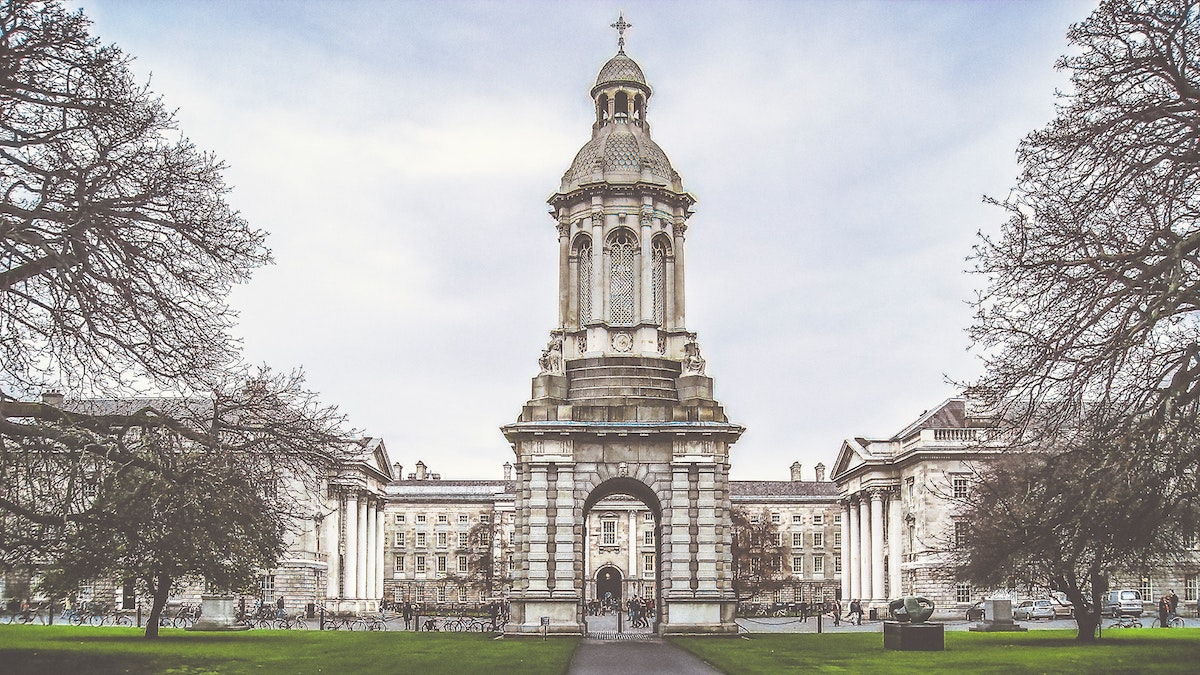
[883, 621, 944, 651]
[969, 599, 1027, 632]
[187, 595, 250, 631]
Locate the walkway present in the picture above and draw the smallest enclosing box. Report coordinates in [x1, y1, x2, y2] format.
[567, 639, 723, 675]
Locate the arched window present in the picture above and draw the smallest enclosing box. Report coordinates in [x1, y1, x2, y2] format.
[608, 230, 637, 324]
[597, 93, 609, 124]
[577, 236, 593, 324]
[634, 94, 644, 122]
[652, 237, 669, 325]
[615, 91, 629, 117]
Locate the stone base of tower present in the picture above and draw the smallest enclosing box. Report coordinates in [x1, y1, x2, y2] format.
[504, 598, 584, 636]
[660, 599, 738, 635]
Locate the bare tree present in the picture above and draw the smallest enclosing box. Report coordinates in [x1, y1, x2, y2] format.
[730, 506, 790, 604]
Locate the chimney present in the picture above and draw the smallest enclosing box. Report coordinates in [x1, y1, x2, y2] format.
[814, 463, 826, 482]
[790, 462, 803, 482]
[41, 390, 64, 408]
[392, 463, 403, 480]
[415, 461, 427, 480]
[503, 462, 513, 481]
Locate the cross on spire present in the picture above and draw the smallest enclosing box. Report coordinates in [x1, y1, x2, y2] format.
[611, 13, 632, 54]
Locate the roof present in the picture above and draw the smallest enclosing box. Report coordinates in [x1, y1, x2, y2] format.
[595, 52, 648, 89]
[890, 398, 967, 441]
[730, 481, 839, 498]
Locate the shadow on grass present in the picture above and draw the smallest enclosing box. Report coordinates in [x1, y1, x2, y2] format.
[0, 649, 170, 675]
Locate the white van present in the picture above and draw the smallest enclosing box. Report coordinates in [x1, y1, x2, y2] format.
[1102, 589, 1143, 617]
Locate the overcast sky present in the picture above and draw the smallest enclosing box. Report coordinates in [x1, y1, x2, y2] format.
[75, 0, 1096, 481]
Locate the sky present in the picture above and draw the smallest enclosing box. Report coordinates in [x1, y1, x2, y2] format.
[73, 0, 1097, 481]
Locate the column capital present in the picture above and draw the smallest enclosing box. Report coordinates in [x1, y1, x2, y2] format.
[591, 210, 605, 227]
[556, 219, 571, 238]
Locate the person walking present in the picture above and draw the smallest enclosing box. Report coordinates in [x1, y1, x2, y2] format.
[402, 602, 413, 630]
[832, 599, 842, 626]
[1158, 594, 1170, 628]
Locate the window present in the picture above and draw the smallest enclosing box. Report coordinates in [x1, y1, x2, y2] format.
[394, 554, 405, 577]
[1140, 578, 1153, 603]
[479, 513, 491, 523]
[792, 556, 804, 577]
[906, 477, 915, 499]
[643, 530, 654, 546]
[416, 532, 427, 548]
[952, 476, 969, 500]
[956, 582, 972, 603]
[395, 532, 406, 548]
[437, 587, 447, 603]
[954, 522, 969, 548]
[608, 231, 637, 324]
[643, 512, 653, 522]
[437, 514, 449, 524]
[437, 532, 448, 549]
[771, 513, 781, 524]
[458, 532, 468, 548]
[259, 574, 275, 601]
[833, 514, 842, 526]
[458, 514, 469, 524]
[458, 555, 469, 573]
[812, 514, 824, 526]
[651, 238, 668, 324]
[396, 514, 406, 524]
[416, 586, 425, 603]
[577, 237, 593, 323]
[833, 531, 842, 547]
[417, 514, 427, 524]
[813, 532, 824, 548]
[416, 556, 426, 573]
[792, 515, 803, 525]
[750, 513, 760, 524]
[437, 555, 448, 575]
[792, 532, 803, 548]
[775, 532, 784, 546]
[602, 518, 617, 545]
[1186, 575, 1198, 602]
[643, 553, 655, 577]
[834, 556, 842, 573]
[812, 555, 824, 577]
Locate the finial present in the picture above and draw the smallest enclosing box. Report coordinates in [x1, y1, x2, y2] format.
[611, 13, 632, 54]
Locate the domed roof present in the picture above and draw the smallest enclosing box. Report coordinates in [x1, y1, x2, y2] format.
[595, 52, 648, 89]
[559, 123, 682, 193]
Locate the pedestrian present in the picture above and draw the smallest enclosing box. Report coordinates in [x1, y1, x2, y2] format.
[1168, 589, 1179, 617]
[798, 601, 808, 622]
[402, 602, 413, 630]
[275, 595, 284, 620]
[1158, 594, 1170, 628]
[832, 599, 841, 626]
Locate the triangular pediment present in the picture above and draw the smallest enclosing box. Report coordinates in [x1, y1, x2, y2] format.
[831, 438, 869, 481]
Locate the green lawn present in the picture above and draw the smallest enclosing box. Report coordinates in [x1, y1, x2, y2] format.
[672, 629, 1200, 674]
[0, 624, 579, 675]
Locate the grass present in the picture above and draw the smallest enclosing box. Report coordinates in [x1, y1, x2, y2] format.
[0, 624, 579, 675]
[671, 629, 1200, 674]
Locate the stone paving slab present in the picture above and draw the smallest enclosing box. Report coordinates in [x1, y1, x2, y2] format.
[568, 639, 723, 675]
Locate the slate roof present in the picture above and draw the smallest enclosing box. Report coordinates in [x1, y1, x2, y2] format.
[730, 481, 838, 498]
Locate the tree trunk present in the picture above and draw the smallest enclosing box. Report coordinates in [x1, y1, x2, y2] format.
[1074, 608, 1101, 642]
[143, 572, 172, 639]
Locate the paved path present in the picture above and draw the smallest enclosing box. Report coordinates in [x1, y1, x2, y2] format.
[568, 639, 723, 675]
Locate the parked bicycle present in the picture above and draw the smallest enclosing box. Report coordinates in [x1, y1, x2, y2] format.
[1151, 614, 1185, 628]
[1108, 615, 1142, 628]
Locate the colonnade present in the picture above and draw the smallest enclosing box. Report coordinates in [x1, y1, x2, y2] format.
[322, 489, 385, 608]
[839, 488, 902, 606]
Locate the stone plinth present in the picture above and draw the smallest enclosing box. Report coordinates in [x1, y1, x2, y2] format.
[676, 374, 713, 402]
[187, 595, 250, 631]
[883, 621, 944, 651]
[969, 599, 1027, 632]
[531, 373, 568, 401]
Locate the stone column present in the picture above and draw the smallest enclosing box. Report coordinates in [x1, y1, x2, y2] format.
[840, 500, 851, 603]
[356, 497, 368, 600]
[628, 508, 638, 580]
[887, 490, 902, 600]
[639, 207, 654, 325]
[870, 490, 885, 602]
[591, 211, 605, 324]
[672, 218, 687, 328]
[667, 465, 694, 596]
[365, 501, 376, 601]
[847, 496, 860, 600]
[859, 497, 872, 601]
[551, 465, 576, 598]
[526, 464, 550, 595]
[695, 465, 719, 595]
[344, 493, 359, 602]
[324, 498, 341, 600]
[557, 219, 570, 328]
[376, 504, 385, 602]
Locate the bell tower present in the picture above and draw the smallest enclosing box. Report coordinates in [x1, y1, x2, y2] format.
[503, 16, 744, 635]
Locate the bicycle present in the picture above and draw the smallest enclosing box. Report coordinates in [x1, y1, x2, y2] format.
[1108, 615, 1142, 628]
[1150, 614, 1185, 628]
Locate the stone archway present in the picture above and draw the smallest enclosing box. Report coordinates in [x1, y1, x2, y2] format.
[595, 566, 623, 602]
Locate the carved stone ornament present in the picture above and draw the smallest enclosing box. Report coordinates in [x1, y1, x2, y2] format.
[610, 331, 633, 353]
[640, 205, 655, 226]
[556, 219, 571, 238]
[672, 218, 688, 238]
[538, 332, 565, 375]
[591, 210, 606, 227]
[683, 334, 706, 375]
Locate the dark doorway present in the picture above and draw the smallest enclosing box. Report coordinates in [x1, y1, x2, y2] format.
[596, 567, 623, 603]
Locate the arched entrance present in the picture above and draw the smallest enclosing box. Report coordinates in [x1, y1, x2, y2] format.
[595, 566, 622, 603]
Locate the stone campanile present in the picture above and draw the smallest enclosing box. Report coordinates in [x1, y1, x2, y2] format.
[502, 16, 743, 635]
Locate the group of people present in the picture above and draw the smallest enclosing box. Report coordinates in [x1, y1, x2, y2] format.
[1157, 589, 1180, 628]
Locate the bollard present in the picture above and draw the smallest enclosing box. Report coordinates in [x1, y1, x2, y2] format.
[137, 603, 142, 628]
[817, 607, 822, 634]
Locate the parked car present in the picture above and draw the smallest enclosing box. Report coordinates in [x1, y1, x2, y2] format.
[1102, 589, 1144, 618]
[1048, 593, 1075, 618]
[1013, 599, 1055, 621]
[965, 601, 986, 621]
